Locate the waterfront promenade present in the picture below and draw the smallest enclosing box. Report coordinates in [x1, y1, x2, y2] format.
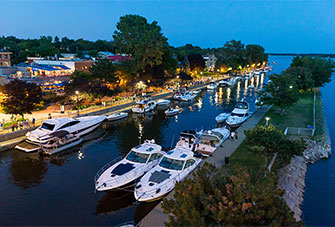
[138, 105, 271, 226]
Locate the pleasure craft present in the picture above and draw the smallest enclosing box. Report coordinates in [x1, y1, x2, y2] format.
[195, 127, 230, 157]
[132, 100, 157, 113]
[165, 107, 181, 116]
[174, 89, 196, 102]
[107, 112, 128, 121]
[218, 80, 228, 87]
[248, 84, 255, 89]
[156, 99, 171, 105]
[192, 90, 201, 96]
[16, 116, 106, 152]
[38, 130, 83, 155]
[95, 139, 164, 191]
[225, 101, 251, 128]
[207, 82, 218, 90]
[215, 112, 231, 124]
[134, 148, 202, 202]
[175, 130, 201, 151]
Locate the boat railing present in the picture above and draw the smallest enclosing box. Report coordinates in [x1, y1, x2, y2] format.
[94, 156, 124, 183]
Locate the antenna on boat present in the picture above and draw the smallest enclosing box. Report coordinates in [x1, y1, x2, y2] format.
[170, 134, 175, 149]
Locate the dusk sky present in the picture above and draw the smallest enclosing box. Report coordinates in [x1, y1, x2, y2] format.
[2, 0, 335, 53]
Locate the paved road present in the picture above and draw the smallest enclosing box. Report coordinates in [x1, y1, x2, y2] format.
[138, 105, 271, 227]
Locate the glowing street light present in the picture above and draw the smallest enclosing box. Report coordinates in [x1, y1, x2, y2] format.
[289, 85, 293, 89]
[75, 90, 79, 116]
[265, 117, 271, 126]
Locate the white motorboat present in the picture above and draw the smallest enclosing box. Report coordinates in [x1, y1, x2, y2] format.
[165, 107, 180, 116]
[95, 139, 164, 191]
[175, 130, 201, 151]
[16, 116, 106, 152]
[107, 112, 128, 121]
[174, 89, 196, 102]
[207, 82, 218, 90]
[132, 100, 157, 114]
[38, 130, 83, 155]
[218, 80, 228, 87]
[248, 84, 255, 89]
[134, 148, 202, 202]
[192, 90, 201, 96]
[225, 101, 251, 128]
[195, 127, 230, 157]
[215, 112, 231, 124]
[156, 99, 171, 105]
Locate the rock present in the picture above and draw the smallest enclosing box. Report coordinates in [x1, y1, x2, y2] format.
[302, 139, 331, 164]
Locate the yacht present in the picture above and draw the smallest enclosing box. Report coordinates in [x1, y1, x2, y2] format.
[156, 99, 171, 105]
[173, 88, 196, 102]
[175, 130, 201, 151]
[165, 107, 181, 116]
[225, 101, 251, 128]
[195, 127, 230, 157]
[95, 139, 164, 191]
[132, 100, 157, 113]
[215, 112, 231, 124]
[134, 148, 202, 202]
[16, 116, 106, 152]
[38, 130, 83, 155]
[207, 82, 218, 90]
[107, 112, 128, 121]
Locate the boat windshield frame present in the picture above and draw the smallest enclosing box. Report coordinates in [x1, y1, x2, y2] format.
[40, 122, 55, 131]
[159, 156, 185, 171]
[126, 150, 150, 164]
[231, 112, 246, 117]
[235, 102, 248, 109]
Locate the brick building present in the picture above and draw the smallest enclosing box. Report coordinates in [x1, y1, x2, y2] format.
[0, 52, 12, 67]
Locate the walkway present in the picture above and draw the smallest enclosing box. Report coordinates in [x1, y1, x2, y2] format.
[138, 105, 271, 227]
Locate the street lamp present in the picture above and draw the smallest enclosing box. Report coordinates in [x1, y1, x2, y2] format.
[265, 117, 271, 126]
[289, 85, 293, 89]
[75, 90, 79, 116]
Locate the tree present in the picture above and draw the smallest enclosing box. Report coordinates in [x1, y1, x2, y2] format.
[222, 40, 246, 70]
[162, 163, 301, 226]
[258, 73, 299, 114]
[245, 44, 268, 65]
[1, 79, 42, 117]
[187, 53, 205, 72]
[283, 66, 314, 91]
[89, 59, 117, 83]
[181, 55, 190, 72]
[113, 15, 167, 75]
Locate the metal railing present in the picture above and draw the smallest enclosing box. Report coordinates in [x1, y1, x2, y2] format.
[284, 127, 315, 136]
[94, 156, 124, 183]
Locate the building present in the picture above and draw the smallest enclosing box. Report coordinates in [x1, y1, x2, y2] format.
[31, 59, 94, 74]
[203, 54, 217, 71]
[0, 52, 12, 67]
[0, 64, 31, 85]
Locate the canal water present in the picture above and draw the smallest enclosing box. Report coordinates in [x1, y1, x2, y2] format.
[1, 55, 332, 226]
[0, 74, 262, 225]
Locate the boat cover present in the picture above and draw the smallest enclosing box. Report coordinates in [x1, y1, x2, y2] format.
[111, 163, 135, 176]
[149, 170, 171, 184]
[50, 130, 70, 138]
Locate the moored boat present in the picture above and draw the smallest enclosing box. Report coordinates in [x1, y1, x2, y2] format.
[165, 107, 180, 116]
[215, 112, 231, 124]
[225, 101, 251, 128]
[106, 112, 128, 121]
[132, 100, 157, 114]
[156, 99, 171, 105]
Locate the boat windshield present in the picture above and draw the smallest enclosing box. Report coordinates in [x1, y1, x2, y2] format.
[41, 123, 55, 131]
[159, 157, 185, 171]
[231, 113, 245, 117]
[126, 150, 150, 163]
[235, 102, 248, 109]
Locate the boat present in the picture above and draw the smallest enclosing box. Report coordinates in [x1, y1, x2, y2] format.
[94, 139, 164, 191]
[215, 112, 231, 124]
[132, 100, 157, 114]
[175, 130, 201, 151]
[134, 148, 202, 202]
[38, 130, 83, 155]
[218, 80, 228, 87]
[106, 112, 128, 121]
[156, 99, 171, 105]
[15, 116, 106, 152]
[192, 90, 201, 96]
[248, 84, 255, 89]
[195, 127, 230, 157]
[173, 88, 196, 102]
[165, 107, 181, 116]
[225, 101, 251, 128]
[207, 82, 218, 90]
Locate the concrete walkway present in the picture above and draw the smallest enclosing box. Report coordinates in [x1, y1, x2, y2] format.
[138, 105, 271, 227]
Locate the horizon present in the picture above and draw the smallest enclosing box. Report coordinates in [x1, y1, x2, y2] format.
[2, 0, 335, 54]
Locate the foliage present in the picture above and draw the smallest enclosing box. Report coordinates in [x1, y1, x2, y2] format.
[222, 40, 246, 69]
[245, 44, 268, 65]
[178, 71, 192, 80]
[282, 66, 314, 91]
[258, 73, 299, 113]
[172, 44, 205, 61]
[89, 59, 117, 83]
[162, 163, 302, 226]
[187, 53, 205, 72]
[290, 56, 334, 87]
[1, 79, 42, 117]
[180, 55, 190, 72]
[245, 125, 305, 167]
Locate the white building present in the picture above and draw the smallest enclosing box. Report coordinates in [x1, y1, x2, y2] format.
[203, 54, 217, 71]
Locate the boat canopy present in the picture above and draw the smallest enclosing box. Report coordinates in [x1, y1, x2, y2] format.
[49, 130, 70, 138]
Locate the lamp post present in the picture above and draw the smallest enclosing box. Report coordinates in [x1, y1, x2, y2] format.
[75, 90, 79, 116]
[265, 117, 271, 126]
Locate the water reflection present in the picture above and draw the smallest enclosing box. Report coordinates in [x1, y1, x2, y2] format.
[8, 153, 47, 189]
[95, 190, 135, 215]
[226, 87, 231, 104]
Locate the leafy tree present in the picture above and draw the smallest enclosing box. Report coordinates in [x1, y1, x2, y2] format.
[180, 55, 190, 72]
[162, 163, 302, 226]
[187, 53, 205, 72]
[222, 40, 246, 70]
[245, 44, 268, 65]
[113, 14, 167, 74]
[1, 79, 42, 117]
[179, 71, 192, 80]
[89, 59, 117, 83]
[283, 66, 314, 90]
[258, 73, 299, 114]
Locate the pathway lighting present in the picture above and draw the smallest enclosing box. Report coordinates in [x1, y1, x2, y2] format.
[265, 117, 271, 126]
[75, 90, 79, 116]
[290, 85, 293, 89]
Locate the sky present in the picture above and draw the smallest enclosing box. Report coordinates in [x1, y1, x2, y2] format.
[1, 0, 335, 53]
